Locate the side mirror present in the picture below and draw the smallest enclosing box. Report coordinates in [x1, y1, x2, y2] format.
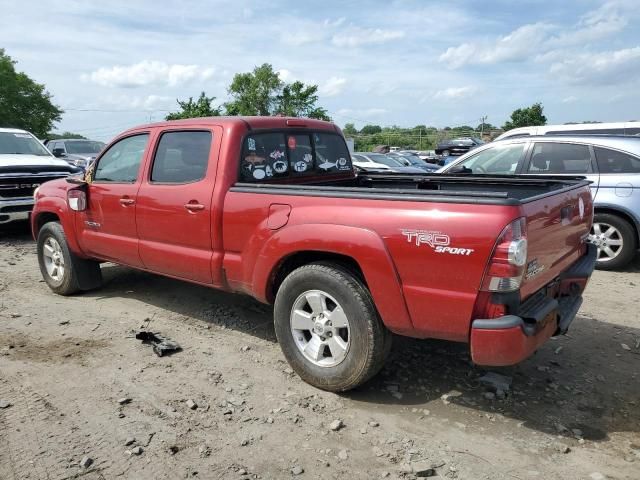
[53, 148, 65, 157]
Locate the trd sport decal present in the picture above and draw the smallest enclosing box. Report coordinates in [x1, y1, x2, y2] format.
[401, 229, 474, 256]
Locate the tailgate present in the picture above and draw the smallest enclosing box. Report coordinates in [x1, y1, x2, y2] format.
[519, 183, 593, 298]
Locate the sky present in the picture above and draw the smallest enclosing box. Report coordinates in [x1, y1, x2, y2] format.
[1, 0, 639, 141]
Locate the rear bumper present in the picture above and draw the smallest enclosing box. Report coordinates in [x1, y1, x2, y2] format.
[0, 198, 34, 224]
[470, 243, 597, 366]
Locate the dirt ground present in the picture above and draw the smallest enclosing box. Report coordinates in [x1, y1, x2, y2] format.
[1, 222, 639, 480]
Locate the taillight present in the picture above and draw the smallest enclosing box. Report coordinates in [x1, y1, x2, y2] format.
[481, 217, 527, 292]
[68, 189, 87, 211]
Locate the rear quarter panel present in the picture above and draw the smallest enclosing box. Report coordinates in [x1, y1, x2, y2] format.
[222, 192, 517, 341]
[593, 173, 640, 236]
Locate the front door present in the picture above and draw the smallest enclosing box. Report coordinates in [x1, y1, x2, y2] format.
[136, 129, 219, 284]
[76, 133, 150, 267]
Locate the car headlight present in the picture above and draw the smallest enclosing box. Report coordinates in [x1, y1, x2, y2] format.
[74, 158, 87, 167]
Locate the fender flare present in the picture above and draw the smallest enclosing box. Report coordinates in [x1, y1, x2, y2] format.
[32, 198, 85, 257]
[251, 223, 414, 335]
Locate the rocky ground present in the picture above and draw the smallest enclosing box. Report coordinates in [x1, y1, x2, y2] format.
[1, 221, 639, 480]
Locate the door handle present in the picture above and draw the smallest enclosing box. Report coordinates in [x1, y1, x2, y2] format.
[184, 203, 205, 212]
[119, 197, 135, 206]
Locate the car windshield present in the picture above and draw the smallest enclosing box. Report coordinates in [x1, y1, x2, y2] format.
[367, 153, 403, 167]
[399, 154, 422, 165]
[65, 141, 105, 154]
[0, 132, 51, 156]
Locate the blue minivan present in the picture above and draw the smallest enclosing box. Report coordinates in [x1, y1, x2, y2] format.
[439, 135, 640, 270]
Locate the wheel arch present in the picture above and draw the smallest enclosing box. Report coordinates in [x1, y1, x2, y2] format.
[593, 205, 640, 246]
[251, 224, 415, 335]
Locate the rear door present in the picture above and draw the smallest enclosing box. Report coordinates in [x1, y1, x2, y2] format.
[136, 128, 221, 284]
[76, 133, 150, 267]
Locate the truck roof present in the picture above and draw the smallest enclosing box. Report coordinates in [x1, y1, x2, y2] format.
[121, 116, 339, 136]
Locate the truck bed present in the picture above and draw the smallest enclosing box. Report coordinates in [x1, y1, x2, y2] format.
[231, 173, 589, 205]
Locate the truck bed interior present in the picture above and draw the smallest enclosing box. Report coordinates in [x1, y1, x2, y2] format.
[232, 173, 589, 205]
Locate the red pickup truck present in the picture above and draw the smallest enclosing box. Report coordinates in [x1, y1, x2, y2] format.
[31, 117, 597, 391]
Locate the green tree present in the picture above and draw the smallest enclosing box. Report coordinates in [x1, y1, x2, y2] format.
[360, 124, 382, 135]
[224, 63, 329, 120]
[47, 131, 87, 140]
[276, 81, 329, 120]
[342, 123, 358, 135]
[0, 49, 63, 137]
[166, 91, 221, 120]
[503, 102, 547, 131]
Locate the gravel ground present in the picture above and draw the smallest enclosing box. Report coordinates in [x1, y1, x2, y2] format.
[1, 221, 639, 480]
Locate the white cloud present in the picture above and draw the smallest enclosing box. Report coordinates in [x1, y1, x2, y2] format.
[82, 61, 215, 88]
[331, 27, 404, 48]
[439, 23, 552, 68]
[561, 96, 578, 104]
[280, 30, 325, 46]
[433, 86, 477, 100]
[324, 17, 346, 27]
[320, 77, 347, 97]
[549, 46, 640, 85]
[277, 69, 293, 82]
[440, 1, 636, 69]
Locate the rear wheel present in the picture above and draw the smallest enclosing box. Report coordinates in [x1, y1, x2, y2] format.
[589, 213, 637, 270]
[37, 222, 102, 295]
[274, 263, 391, 392]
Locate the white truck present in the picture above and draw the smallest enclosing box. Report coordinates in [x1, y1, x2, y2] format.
[0, 128, 77, 225]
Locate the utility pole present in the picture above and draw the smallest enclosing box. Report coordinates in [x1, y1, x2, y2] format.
[480, 115, 488, 137]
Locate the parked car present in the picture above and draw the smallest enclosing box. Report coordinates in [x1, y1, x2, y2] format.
[0, 128, 79, 225]
[439, 135, 640, 269]
[417, 150, 439, 163]
[351, 155, 394, 172]
[495, 121, 640, 141]
[435, 137, 484, 156]
[32, 116, 596, 392]
[353, 152, 425, 174]
[45, 138, 105, 169]
[388, 152, 439, 172]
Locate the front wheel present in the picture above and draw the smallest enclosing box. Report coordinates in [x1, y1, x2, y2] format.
[589, 213, 637, 270]
[37, 222, 102, 295]
[274, 263, 391, 392]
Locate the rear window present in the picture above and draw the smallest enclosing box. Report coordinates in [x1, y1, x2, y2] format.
[594, 147, 640, 173]
[240, 131, 351, 182]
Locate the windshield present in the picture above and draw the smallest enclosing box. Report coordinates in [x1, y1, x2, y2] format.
[368, 153, 403, 167]
[0, 132, 51, 156]
[65, 141, 105, 154]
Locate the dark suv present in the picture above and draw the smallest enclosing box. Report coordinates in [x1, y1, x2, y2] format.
[435, 137, 484, 156]
[45, 139, 105, 169]
[440, 135, 640, 269]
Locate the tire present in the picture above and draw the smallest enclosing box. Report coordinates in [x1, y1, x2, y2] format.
[274, 263, 392, 392]
[590, 213, 637, 270]
[37, 222, 102, 295]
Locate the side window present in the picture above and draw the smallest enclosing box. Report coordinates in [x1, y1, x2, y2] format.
[456, 143, 525, 174]
[94, 134, 149, 183]
[313, 133, 352, 172]
[594, 147, 640, 173]
[151, 131, 211, 183]
[527, 143, 592, 174]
